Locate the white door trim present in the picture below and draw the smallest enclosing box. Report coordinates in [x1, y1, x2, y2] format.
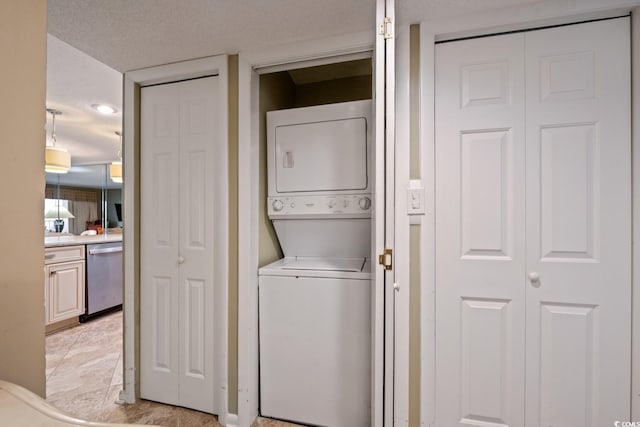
[419, 3, 640, 425]
[236, 31, 390, 427]
[631, 6, 640, 421]
[121, 55, 229, 423]
[393, 22, 411, 427]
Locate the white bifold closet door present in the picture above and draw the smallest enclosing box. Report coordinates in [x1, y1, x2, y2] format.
[140, 76, 219, 413]
[434, 18, 630, 427]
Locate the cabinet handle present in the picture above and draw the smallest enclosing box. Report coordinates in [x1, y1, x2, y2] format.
[50, 271, 57, 276]
[178, 256, 185, 264]
[45, 254, 55, 260]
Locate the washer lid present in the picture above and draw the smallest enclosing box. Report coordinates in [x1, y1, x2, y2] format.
[280, 257, 366, 272]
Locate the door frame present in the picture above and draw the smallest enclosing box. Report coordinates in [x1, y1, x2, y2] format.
[419, 4, 640, 425]
[121, 55, 230, 422]
[236, 28, 409, 426]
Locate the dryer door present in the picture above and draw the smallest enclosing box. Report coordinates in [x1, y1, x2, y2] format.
[267, 100, 372, 197]
[274, 117, 367, 193]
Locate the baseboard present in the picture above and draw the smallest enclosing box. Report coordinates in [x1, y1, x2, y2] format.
[221, 412, 238, 427]
[45, 316, 80, 335]
[117, 387, 135, 404]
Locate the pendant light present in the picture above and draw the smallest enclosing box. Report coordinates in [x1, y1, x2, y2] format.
[44, 174, 75, 232]
[45, 108, 71, 174]
[109, 131, 123, 183]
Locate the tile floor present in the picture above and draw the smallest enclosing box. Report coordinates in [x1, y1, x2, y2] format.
[45, 311, 301, 427]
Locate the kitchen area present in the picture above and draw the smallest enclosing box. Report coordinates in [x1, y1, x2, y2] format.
[44, 168, 123, 333]
[44, 32, 124, 334]
[43, 32, 128, 419]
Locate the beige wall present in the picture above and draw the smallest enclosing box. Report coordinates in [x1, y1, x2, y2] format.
[408, 24, 421, 427]
[258, 72, 294, 267]
[228, 54, 240, 415]
[294, 75, 372, 107]
[0, 0, 47, 397]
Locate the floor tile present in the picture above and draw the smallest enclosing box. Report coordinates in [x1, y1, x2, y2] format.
[45, 310, 297, 427]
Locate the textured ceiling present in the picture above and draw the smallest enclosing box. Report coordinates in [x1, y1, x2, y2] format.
[46, 34, 122, 188]
[47, 0, 377, 72]
[47, 0, 545, 73]
[45, 0, 554, 187]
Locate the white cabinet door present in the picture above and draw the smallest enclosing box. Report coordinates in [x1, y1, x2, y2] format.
[47, 261, 85, 324]
[434, 17, 631, 427]
[140, 76, 219, 414]
[524, 19, 631, 427]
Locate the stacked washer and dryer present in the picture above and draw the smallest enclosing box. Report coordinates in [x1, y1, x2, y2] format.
[258, 99, 373, 426]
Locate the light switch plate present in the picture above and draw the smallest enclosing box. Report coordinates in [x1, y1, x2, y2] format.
[407, 179, 425, 215]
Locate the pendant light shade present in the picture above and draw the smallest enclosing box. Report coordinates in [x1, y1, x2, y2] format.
[45, 146, 71, 173]
[109, 161, 123, 183]
[45, 108, 70, 174]
[110, 131, 123, 183]
[45, 206, 75, 219]
[45, 174, 75, 233]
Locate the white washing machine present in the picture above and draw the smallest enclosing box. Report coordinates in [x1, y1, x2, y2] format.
[259, 257, 371, 426]
[259, 100, 373, 426]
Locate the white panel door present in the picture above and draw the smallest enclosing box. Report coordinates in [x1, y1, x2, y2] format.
[434, 17, 631, 427]
[374, 0, 395, 425]
[524, 19, 631, 426]
[141, 76, 219, 413]
[435, 33, 526, 427]
[140, 80, 181, 406]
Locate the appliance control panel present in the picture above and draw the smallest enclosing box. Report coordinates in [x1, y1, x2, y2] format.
[268, 195, 372, 216]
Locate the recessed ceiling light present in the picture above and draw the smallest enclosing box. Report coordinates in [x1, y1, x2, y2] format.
[92, 103, 118, 115]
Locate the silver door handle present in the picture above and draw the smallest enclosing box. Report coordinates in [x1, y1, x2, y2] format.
[88, 247, 123, 255]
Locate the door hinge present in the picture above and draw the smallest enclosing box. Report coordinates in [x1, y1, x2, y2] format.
[379, 16, 393, 39]
[378, 248, 393, 270]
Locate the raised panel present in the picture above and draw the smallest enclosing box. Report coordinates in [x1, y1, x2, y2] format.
[539, 303, 598, 427]
[185, 279, 205, 378]
[154, 104, 172, 137]
[540, 52, 595, 103]
[461, 62, 509, 108]
[460, 298, 510, 427]
[49, 262, 84, 323]
[186, 151, 206, 249]
[153, 276, 172, 372]
[461, 130, 512, 259]
[44, 245, 84, 264]
[540, 124, 598, 261]
[153, 153, 174, 247]
[187, 100, 206, 135]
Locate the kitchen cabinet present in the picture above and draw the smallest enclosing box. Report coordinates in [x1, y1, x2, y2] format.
[45, 245, 85, 326]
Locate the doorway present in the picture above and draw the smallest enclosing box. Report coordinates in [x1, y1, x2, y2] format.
[122, 55, 230, 423]
[236, 27, 399, 425]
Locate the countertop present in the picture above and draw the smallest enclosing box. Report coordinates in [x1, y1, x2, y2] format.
[45, 233, 123, 248]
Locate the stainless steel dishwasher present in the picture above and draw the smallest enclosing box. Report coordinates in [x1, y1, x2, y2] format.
[81, 241, 123, 321]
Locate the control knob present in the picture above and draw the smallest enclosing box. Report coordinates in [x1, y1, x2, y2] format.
[358, 197, 371, 210]
[272, 199, 284, 212]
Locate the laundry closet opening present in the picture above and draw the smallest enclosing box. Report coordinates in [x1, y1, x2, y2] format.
[256, 57, 374, 426]
[257, 58, 372, 264]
